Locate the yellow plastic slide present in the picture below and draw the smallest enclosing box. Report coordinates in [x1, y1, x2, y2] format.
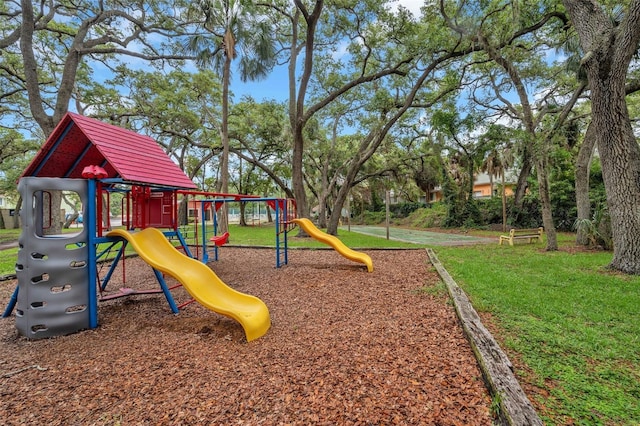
[292, 218, 373, 272]
[106, 228, 270, 342]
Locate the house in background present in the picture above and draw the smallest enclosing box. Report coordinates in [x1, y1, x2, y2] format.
[0, 193, 78, 229]
[428, 171, 517, 203]
[471, 172, 516, 199]
[0, 194, 19, 229]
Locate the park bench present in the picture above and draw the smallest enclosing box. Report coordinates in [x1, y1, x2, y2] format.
[499, 227, 543, 246]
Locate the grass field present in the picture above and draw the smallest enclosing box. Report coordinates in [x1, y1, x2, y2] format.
[434, 234, 640, 425]
[178, 222, 424, 249]
[0, 228, 20, 245]
[1, 225, 638, 424]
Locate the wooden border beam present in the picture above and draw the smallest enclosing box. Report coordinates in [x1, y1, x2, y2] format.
[426, 248, 543, 426]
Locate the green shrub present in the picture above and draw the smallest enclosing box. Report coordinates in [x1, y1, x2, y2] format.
[389, 202, 427, 218]
[477, 197, 505, 225]
[550, 177, 577, 231]
[573, 202, 612, 250]
[362, 210, 386, 225]
[510, 194, 542, 228]
[460, 199, 482, 228]
[403, 204, 447, 228]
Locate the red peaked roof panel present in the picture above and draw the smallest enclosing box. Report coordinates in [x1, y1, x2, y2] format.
[21, 112, 196, 189]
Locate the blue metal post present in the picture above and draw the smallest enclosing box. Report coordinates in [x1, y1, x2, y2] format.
[87, 179, 98, 328]
[197, 196, 290, 268]
[100, 243, 125, 291]
[152, 268, 179, 314]
[174, 228, 193, 258]
[202, 200, 210, 263]
[275, 200, 281, 267]
[212, 200, 221, 261]
[283, 198, 289, 265]
[2, 286, 18, 317]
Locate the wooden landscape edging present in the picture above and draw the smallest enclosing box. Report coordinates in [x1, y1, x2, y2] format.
[426, 248, 543, 426]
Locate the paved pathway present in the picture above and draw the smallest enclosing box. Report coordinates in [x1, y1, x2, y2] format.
[0, 241, 18, 251]
[343, 225, 494, 246]
[0, 226, 495, 250]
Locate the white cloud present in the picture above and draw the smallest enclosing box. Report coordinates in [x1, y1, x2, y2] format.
[332, 40, 351, 61]
[392, 0, 424, 18]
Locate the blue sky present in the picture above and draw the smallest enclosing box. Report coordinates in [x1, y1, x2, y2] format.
[231, 64, 291, 103]
[87, 0, 424, 106]
[229, 0, 424, 103]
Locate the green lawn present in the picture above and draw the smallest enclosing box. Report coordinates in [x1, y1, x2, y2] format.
[2, 225, 638, 424]
[434, 236, 640, 425]
[0, 228, 20, 245]
[174, 222, 423, 249]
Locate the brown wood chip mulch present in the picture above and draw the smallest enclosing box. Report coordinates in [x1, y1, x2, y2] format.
[0, 248, 493, 425]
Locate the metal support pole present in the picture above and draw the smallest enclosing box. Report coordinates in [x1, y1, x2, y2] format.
[2, 286, 18, 318]
[385, 190, 390, 240]
[152, 268, 179, 314]
[87, 179, 98, 328]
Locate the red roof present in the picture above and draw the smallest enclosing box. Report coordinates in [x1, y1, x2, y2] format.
[21, 112, 196, 189]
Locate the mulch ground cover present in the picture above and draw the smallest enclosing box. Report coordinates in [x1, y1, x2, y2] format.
[0, 248, 493, 425]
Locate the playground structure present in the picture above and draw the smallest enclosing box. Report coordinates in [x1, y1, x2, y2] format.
[1, 112, 373, 342]
[106, 227, 271, 342]
[293, 218, 373, 272]
[2, 112, 289, 341]
[178, 192, 294, 267]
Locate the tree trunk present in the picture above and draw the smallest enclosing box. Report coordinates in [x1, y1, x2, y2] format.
[217, 54, 232, 234]
[266, 202, 273, 223]
[290, 1, 323, 223]
[20, 0, 60, 135]
[513, 147, 532, 210]
[317, 163, 330, 228]
[501, 171, 507, 232]
[563, 0, 640, 273]
[317, 118, 340, 229]
[489, 173, 494, 198]
[535, 156, 557, 250]
[13, 196, 22, 229]
[38, 191, 62, 235]
[327, 179, 350, 235]
[292, 125, 310, 218]
[63, 212, 79, 229]
[317, 199, 327, 228]
[575, 121, 596, 245]
[178, 196, 188, 226]
[324, 59, 449, 233]
[596, 92, 640, 272]
[239, 202, 247, 226]
[467, 159, 474, 201]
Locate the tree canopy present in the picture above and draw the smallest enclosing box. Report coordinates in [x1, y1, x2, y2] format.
[2, 0, 640, 271]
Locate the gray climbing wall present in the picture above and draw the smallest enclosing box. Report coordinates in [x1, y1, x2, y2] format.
[15, 177, 90, 339]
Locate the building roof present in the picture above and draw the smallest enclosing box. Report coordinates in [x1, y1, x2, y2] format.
[474, 171, 517, 185]
[21, 112, 196, 189]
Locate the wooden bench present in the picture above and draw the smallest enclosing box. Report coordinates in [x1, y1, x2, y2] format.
[499, 227, 543, 246]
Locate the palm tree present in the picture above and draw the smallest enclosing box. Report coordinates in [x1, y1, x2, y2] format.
[414, 155, 441, 206]
[481, 147, 512, 232]
[187, 0, 276, 231]
[480, 149, 500, 199]
[480, 124, 516, 231]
